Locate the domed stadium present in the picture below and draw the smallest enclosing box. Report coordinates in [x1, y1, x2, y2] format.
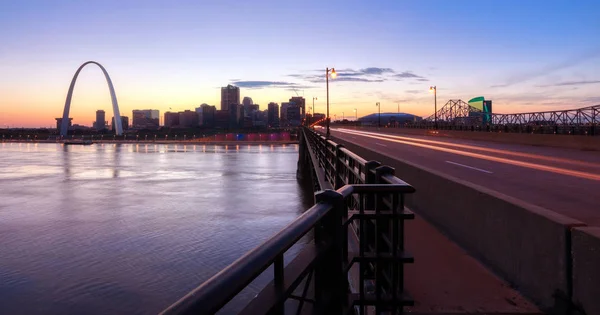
[358, 112, 422, 125]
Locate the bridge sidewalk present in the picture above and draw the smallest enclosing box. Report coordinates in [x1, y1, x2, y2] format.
[325, 132, 544, 314]
[403, 212, 541, 314]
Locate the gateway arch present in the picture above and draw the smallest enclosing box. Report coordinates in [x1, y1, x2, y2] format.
[60, 61, 123, 136]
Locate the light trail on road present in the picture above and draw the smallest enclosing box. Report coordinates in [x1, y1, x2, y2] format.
[334, 128, 600, 181]
[336, 128, 600, 170]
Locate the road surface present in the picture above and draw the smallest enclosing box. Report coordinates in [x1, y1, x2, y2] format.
[329, 127, 600, 226]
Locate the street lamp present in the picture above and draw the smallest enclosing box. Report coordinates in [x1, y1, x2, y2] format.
[312, 97, 317, 127]
[326, 68, 336, 138]
[376, 102, 381, 128]
[354, 108, 357, 121]
[429, 86, 437, 129]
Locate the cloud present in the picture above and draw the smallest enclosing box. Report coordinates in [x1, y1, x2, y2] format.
[417, 78, 430, 82]
[290, 67, 424, 84]
[335, 77, 386, 83]
[359, 67, 394, 75]
[394, 72, 422, 79]
[405, 90, 421, 94]
[230, 80, 315, 89]
[536, 80, 600, 87]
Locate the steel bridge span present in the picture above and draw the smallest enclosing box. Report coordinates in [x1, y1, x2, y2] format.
[419, 99, 599, 135]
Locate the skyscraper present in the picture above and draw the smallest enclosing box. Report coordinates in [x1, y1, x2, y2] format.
[280, 102, 290, 126]
[286, 104, 301, 127]
[94, 110, 106, 130]
[221, 85, 240, 111]
[242, 96, 253, 117]
[268, 102, 279, 128]
[289, 96, 306, 118]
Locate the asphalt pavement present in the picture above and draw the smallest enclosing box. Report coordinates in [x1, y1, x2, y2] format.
[330, 127, 600, 226]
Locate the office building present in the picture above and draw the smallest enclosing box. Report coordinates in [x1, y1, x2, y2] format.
[164, 112, 180, 127]
[111, 116, 129, 131]
[214, 110, 230, 129]
[280, 102, 290, 126]
[94, 110, 106, 130]
[289, 96, 306, 118]
[286, 104, 301, 127]
[220, 85, 240, 111]
[179, 110, 199, 128]
[268, 102, 279, 128]
[242, 96, 253, 116]
[132, 110, 160, 129]
[198, 104, 216, 127]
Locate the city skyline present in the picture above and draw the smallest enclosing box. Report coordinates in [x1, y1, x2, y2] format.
[2, 0, 600, 127]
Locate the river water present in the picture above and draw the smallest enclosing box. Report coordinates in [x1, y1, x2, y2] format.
[0, 142, 312, 314]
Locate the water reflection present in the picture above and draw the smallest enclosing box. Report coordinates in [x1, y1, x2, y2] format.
[0, 143, 306, 315]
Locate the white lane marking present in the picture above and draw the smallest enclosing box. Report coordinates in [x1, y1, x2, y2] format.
[445, 161, 493, 174]
[375, 142, 388, 147]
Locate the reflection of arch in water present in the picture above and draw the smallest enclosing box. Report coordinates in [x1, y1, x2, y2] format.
[60, 61, 123, 136]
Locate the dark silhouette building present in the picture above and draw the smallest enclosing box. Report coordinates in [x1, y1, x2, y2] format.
[289, 96, 306, 118]
[111, 116, 129, 131]
[164, 112, 180, 127]
[197, 104, 216, 127]
[94, 110, 106, 130]
[268, 102, 279, 128]
[221, 85, 240, 111]
[286, 104, 301, 127]
[179, 110, 199, 128]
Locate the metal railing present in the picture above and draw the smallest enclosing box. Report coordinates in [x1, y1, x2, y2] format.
[161, 127, 415, 315]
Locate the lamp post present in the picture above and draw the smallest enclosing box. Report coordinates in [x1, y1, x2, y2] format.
[354, 108, 357, 120]
[376, 102, 381, 128]
[312, 97, 317, 127]
[326, 68, 336, 138]
[342, 112, 344, 120]
[429, 86, 437, 129]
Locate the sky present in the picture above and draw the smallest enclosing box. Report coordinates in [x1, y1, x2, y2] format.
[1, 0, 599, 127]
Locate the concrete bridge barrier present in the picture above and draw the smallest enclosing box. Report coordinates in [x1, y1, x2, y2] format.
[333, 137, 588, 312]
[571, 227, 600, 315]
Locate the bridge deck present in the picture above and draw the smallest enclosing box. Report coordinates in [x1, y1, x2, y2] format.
[330, 127, 600, 227]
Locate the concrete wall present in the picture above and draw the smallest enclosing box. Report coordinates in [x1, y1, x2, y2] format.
[348, 126, 600, 151]
[571, 227, 600, 315]
[333, 136, 587, 311]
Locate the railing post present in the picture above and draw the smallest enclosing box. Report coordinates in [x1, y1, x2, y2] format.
[334, 144, 345, 189]
[363, 160, 381, 253]
[315, 189, 347, 314]
[297, 128, 307, 180]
